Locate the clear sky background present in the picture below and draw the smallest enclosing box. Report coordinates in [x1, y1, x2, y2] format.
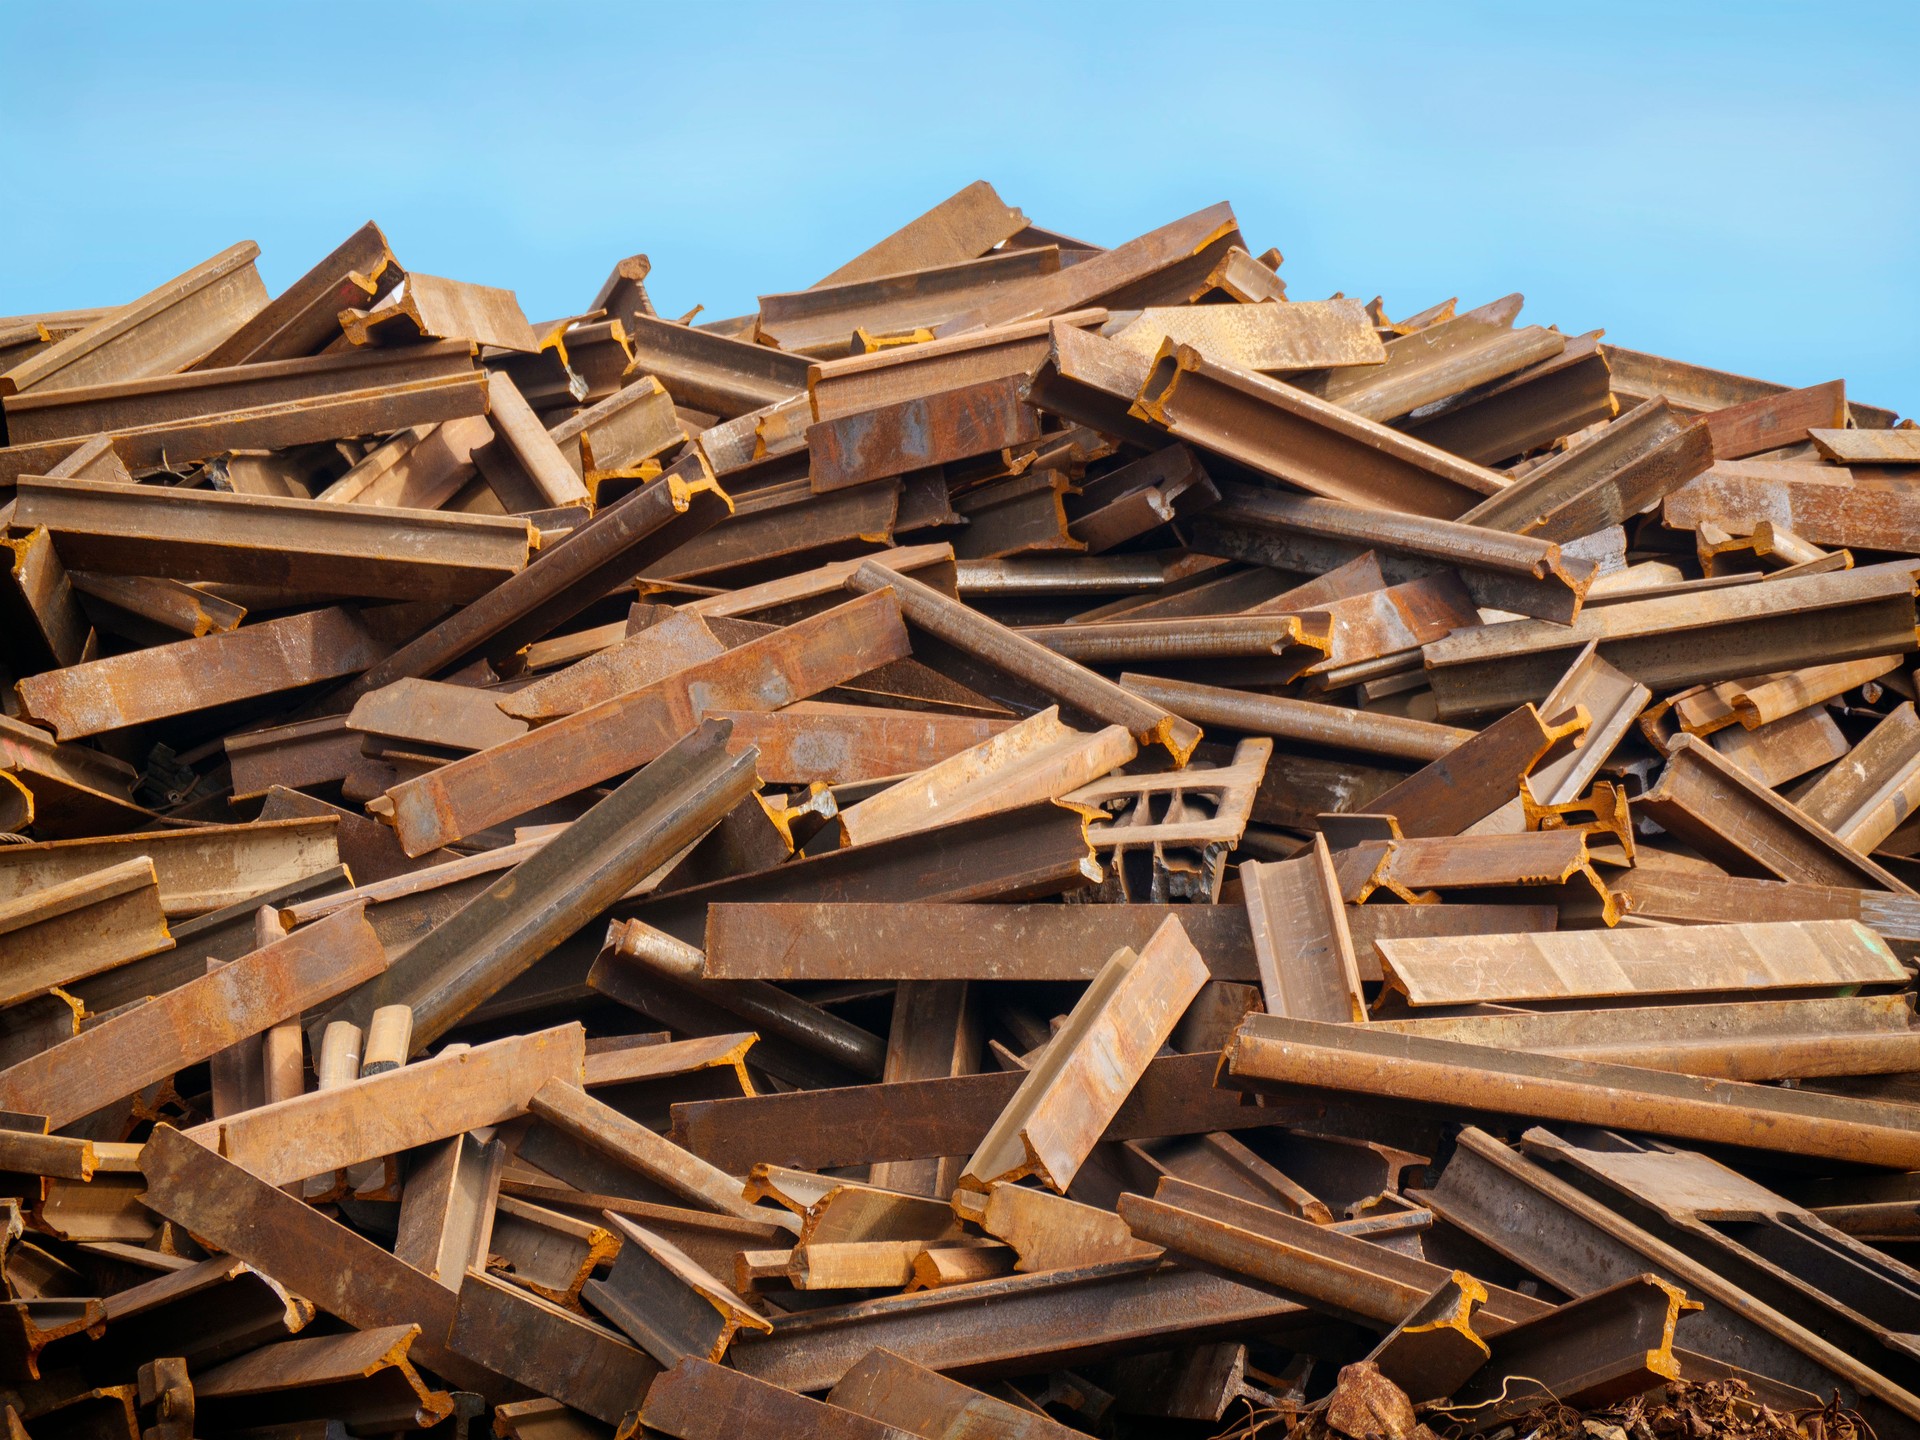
[4, 2, 1914, 413]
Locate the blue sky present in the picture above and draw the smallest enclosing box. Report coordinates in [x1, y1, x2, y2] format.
[4, 2, 1914, 413]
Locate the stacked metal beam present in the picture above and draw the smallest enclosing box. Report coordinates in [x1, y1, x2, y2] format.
[0, 183, 1915, 1440]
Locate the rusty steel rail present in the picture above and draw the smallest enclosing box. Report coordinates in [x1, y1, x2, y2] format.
[1224, 1014, 1920, 1169]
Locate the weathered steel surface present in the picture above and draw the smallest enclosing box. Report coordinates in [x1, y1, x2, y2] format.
[1225, 1014, 1920, 1169]
[1377, 919, 1907, 1006]
[18, 605, 388, 740]
[814, 180, 1028, 288]
[375, 594, 901, 855]
[0, 903, 385, 1128]
[1243, 835, 1366, 1022]
[1108, 299, 1384, 372]
[845, 558, 1201, 763]
[194, 221, 399, 368]
[962, 916, 1208, 1192]
[16, 472, 530, 601]
[828, 1347, 1084, 1439]
[807, 374, 1042, 493]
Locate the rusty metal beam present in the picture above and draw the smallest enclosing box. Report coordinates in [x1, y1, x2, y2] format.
[1378, 918, 1906, 1007]
[621, 313, 809, 418]
[0, 816, 337, 918]
[1403, 332, 1615, 466]
[1243, 835, 1366, 1022]
[14, 475, 532, 603]
[194, 1324, 454, 1432]
[708, 702, 1008, 785]
[0, 857, 170, 1007]
[1373, 994, 1920, 1081]
[337, 719, 757, 1044]
[1640, 733, 1915, 893]
[474, 372, 594, 512]
[1, 525, 88, 673]
[1108, 299, 1384, 372]
[374, 594, 898, 856]
[185, 1025, 580, 1187]
[827, 1347, 1084, 1440]
[583, 1214, 770, 1365]
[18, 605, 388, 740]
[1366, 703, 1580, 838]
[672, 1051, 1306, 1175]
[1223, 1014, 1920, 1169]
[1703, 379, 1847, 460]
[1462, 397, 1713, 542]
[0, 903, 385, 1128]
[845, 557, 1200, 763]
[1, 242, 267, 397]
[807, 375, 1041, 493]
[814, 180, 1028, 288]
[762, 247, 1061, 356]
[643, 476, 900, 583]
[1423, 561, 1918, 718]
[961, 916, 1206, 1192]
[342, 271, 537, 352]
[808, 311, 1104, 422]
[393, 1130, 505, 1290]
[1131, 342, 1501, 518]
[1118, 673, 1469, 764]
[195, 221, 400, 368]
[348, 456, 731, 692]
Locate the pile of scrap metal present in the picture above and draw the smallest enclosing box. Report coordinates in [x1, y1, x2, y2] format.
[1, 180, 1917, 1440]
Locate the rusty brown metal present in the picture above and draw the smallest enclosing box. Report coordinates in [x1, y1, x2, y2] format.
[828, 1347, 1084, 1439]
[373, 594, 900, 856]
[0, 903, 385, 1128]
[1130, 341, 1501, 517]
[1224, 1014, 1920, 1169]
[0, 857, 170, 1007]
[18, 605, 388, 740]
[807, 374, 1042, 493]
[1702, 379, 1847, 460]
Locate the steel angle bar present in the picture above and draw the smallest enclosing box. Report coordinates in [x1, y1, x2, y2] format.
[0, 903, 385, 1128]
[961, 917, 1207, 1192]
[1108, 298, 1384, 372]
[1223, 1014, 1920, 1169]
[837, 706, 1135, 848]
[1702, 380, 1847, 460]
[1119, 673, 1468, 765]
[17, 606, 387, 741]
[1436, 1276, 1694, 1429]
[1402, 333, 1617, 467]
[16, 477, 529, 606]
[1116, 1188, 1546, 1331]
[1376, 918, 1907, 1008]
[0, 241, 267, 397]
[185, 1026, 580, 1186]
[621, 312, 809, 418]
[672, 1051, 1291, 1175]
[814, 180, 1028, 287]
[7, 338, 472, 446]
[584, 1214, 770, 1366]
[809, 310, 1103, 422]
[1243, 835, 1365, 1022]
[337, 719, 755, 1040]
[0, 858, 170, 1007]
[828, 1348, 1084, 1440]
[1423, 560, 1919, 718]
[1798, 701, 1920, 852]
[1462, 397, 1713, 542]
[0, 816, 337, 916]
[195, 221, 399, 368]
[807, 374, 1040, 493]
[846, 557, 1201, 763]
[345, 456, 732, 694]
[374, 595, 896, 856]
[1421, 1128, 1920, 1430]
[1131, 344, 1501, 517]
[728, 1259, 1300, 1393]
[1641, 734, 1915, 893]
[1373, 995, 1920, 1081]
[701, 900, 1258, 982]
